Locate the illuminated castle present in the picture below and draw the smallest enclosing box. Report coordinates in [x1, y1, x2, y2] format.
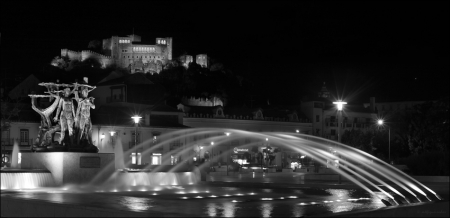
[61, 34, 173, 73]
[60, 34, 211, 73]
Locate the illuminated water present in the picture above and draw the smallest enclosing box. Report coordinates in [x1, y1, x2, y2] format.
[90, 128, 441, 204]
[1, 185, 389, 217]
[1, 171, 55, 189]
[0, 128, 444, 216]
[11, 140, 19, 169]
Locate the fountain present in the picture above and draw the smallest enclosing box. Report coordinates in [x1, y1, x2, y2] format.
[10, 141, 19, 169]
[1, 124, 446, 216]
[84, 128, 442, 207]
[1, 140, 56, 189]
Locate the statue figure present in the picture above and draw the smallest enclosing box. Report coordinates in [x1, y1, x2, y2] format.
[53, 87, 76, 145]
[74, 84, 96, 144]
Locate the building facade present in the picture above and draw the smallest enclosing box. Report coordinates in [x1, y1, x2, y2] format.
[301, 83, 377, 140]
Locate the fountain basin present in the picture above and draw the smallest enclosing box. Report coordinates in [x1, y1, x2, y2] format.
[20, 152, 114, 186]
[1, 169, 55, 189]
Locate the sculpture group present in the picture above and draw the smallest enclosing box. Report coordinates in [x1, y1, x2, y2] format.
[29, 81, 98, 152]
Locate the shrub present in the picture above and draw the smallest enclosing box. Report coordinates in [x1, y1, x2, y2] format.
[397, 150, 449, 176]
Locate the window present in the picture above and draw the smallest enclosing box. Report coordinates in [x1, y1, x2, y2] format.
[1, 129, 10, 145]
[330, 116, 336, 122]
[152, 153, 162, 165]
[331, 129, 336, 136]
[20, 129, 29, 145]
[316, 129, 320, 135]
[131, 153, 141, 165]
[316, 115, 320, 122]
[171, 155, 178, 165]
[131, 131, 140, 145]
[170, 135, 181, 150]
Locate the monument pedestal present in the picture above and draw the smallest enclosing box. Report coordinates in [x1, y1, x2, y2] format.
[21, 153, 114, 186]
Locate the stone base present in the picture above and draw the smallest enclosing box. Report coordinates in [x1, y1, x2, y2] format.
[21, 152, 114, 186]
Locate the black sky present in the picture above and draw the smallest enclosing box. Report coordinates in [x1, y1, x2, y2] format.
[1, 1, 449, 105]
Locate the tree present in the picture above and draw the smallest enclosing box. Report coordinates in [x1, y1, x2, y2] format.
[1, 99, 22, 132]
[341, 129, 374, 154]
[399, 98, 449, 154]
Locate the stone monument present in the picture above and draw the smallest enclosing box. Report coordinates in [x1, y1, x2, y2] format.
[29, 81, 98, 153]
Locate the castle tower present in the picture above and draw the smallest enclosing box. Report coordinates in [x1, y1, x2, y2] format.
[166, 37, 172, 60]
[156, 37, 172, 61]
[196, 54, 208, 68]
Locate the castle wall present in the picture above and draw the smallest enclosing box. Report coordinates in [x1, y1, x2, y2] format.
[61, 49, 82, 61]
[81, 50, 113, 68]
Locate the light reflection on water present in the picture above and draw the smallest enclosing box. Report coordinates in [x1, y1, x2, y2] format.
[323, 189, 386, 213]
[207, 203, 218, 217]
[222, 202, 237, 217]
[119, 196, 153, 212]
[260, 203, 273, 217]
[4, 186, 391, 217]
[292, 205, 305, 217]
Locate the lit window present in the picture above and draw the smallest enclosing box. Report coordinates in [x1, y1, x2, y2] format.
[131, 153, 142, 165]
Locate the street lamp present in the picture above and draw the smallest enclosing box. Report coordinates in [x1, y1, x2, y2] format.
[225, 132, 230, 176]
[377, 119, 391, 163]
[109, 131, 116, 147]
[100, 133, 105, 149]
[333, 101, 346, 184]
[209, 141, 214, 171]
[131, 115, 142, 165]
[332, 101, 347, 143]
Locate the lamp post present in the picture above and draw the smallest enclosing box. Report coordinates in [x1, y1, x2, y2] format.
[333, 101, 346, 184]
[332, 101, 347, 143]
[100, 133, 105, 150]
[210, 141, 214, 171]
[377, 119, 391, 163]
[131, 115, 142, 165]
[225, 132, 230, 176]
[109, 131, 116, 148]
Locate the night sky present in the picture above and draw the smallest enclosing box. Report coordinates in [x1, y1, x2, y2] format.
[1, 1, 449, 105]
